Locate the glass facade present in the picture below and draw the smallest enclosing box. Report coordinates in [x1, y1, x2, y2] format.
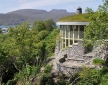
[60, 25, 85, 50]
[79, 25, 84, 39]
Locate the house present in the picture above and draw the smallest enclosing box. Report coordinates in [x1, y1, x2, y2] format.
[56, 7, 89, 50]
[53, 7, 108, 75]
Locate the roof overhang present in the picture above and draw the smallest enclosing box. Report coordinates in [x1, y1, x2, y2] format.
[56, 22, 89, 25]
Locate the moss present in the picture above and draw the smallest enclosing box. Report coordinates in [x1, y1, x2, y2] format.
[58, 13, 91, 22]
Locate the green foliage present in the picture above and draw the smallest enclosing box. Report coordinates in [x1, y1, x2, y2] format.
[100, 66, 108, 75]
[45, 19, 56, 31]
[44, 65, 52, 73]
[56, 74, 69, 85]
[56, 80, 67, 85]
[98, 0, 108, 12]
[83, 40, 93, 52]
[36, 30, 49, 41]
[0, 43, 7, 65]
[45, 28, 59, 57]
[5, 79, 16, 85]
[85, 7, 94, 14]
[77, 67, 101, 85]
[84, 1, 108, 51]
[100, 73, 108, 85]
[0, 19, 58, 84]
[0, 19, 62, 85]
[84, 12, 108, 41]
[32, 20, 46, 32]
[59, 14, 90, 22]
[39, 65, 53, 85]
[93, 58, 105, 66]
[40, 73, 55, 85]
[14, 65, 39, 85]
[74, 66, 108, 85]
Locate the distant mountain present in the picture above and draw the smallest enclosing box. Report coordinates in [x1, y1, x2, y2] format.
[7, 9, 48, 16]
[49, 9, 67, 13]
[0, 14, 27, 25]
[0, 9, 75, 25]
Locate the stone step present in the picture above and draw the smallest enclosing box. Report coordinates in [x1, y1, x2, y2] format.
[66, 58, 84, 61]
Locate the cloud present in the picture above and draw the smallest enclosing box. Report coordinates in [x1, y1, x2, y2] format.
[19, 0, 71, 8]
[18, 0, 27, 3]
[15, 0, 91, 9]
[27, 0, 96, 9]
[9, 0, 101, 12]
[11, 0, 72, 10]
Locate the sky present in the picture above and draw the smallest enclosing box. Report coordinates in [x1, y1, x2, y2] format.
[0, 0, 103, 13]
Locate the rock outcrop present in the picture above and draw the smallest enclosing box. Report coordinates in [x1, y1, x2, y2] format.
[53, 40, 108, 75]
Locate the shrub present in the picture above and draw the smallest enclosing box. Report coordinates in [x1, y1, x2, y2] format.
[40, 74, 54, 85]
[44, 65, 52, 73]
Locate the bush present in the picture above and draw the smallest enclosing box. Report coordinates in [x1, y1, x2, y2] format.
[40, 74, 54, 85]
[45, 28, 59, 57]
[56, 79, 67, 85]
[44, 65, 52, 73]
[83, 40, 93, 53]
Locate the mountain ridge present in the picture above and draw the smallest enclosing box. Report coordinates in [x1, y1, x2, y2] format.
[0, 9, 75, 25]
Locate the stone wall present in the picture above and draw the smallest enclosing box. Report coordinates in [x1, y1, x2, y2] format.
[68, 41, 84, 59]
[54, 40, 84, 60]
[56, 63, 81, 75]
[53, 40, 85, 73]
[53, 40, 108, 74]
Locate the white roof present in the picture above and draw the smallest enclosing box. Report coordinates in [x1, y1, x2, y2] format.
[56, 22, 89, 25]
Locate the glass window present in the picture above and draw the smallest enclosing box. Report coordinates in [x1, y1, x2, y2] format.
[63, 39, 65, 48]
[60, 38, 63, 49]
[63, 25, 65, 37]
[66, 26, 68, 38]
[70, 25, 73, 38]
[70, 40, 73, 45]
[74, 26, 78, 39]
[79, 25, 84, 39]
[74, 40, 78, 43]
[60, 25, 63, 37]
[66, 39, 68, 46]
[80, 25, 84, 31]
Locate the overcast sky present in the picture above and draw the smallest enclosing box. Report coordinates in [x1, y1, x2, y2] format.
[0, 0, 103, 13]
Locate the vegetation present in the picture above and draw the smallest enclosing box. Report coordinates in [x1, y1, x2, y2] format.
[64, 0, 108, 85]
[0, 19, 59, 85]
[0, 0, 108, 85]
[85, 7, 94, 14]
[84, 0, 108, 50]
[39, 65, 54, 85]
[93, 58, 105, 66]
[75, 1, 108, 84]
[58, 13, 90, 22]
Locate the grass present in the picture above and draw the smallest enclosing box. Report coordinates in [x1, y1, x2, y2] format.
[58, 13, 91, 22]
[92, 58, 105, 66]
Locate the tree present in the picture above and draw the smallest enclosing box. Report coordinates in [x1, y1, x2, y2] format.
[45, 28, 59, 57]
[85, 7, 94, 14]
[84, 0, 108, 49]
[32, 20, 46, 32]
[0, 19, 59, 84]
[45, 19, 56, 31]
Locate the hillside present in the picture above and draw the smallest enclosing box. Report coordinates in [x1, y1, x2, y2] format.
[0, 14, 27, 25]
[0, 9, 75, 25]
